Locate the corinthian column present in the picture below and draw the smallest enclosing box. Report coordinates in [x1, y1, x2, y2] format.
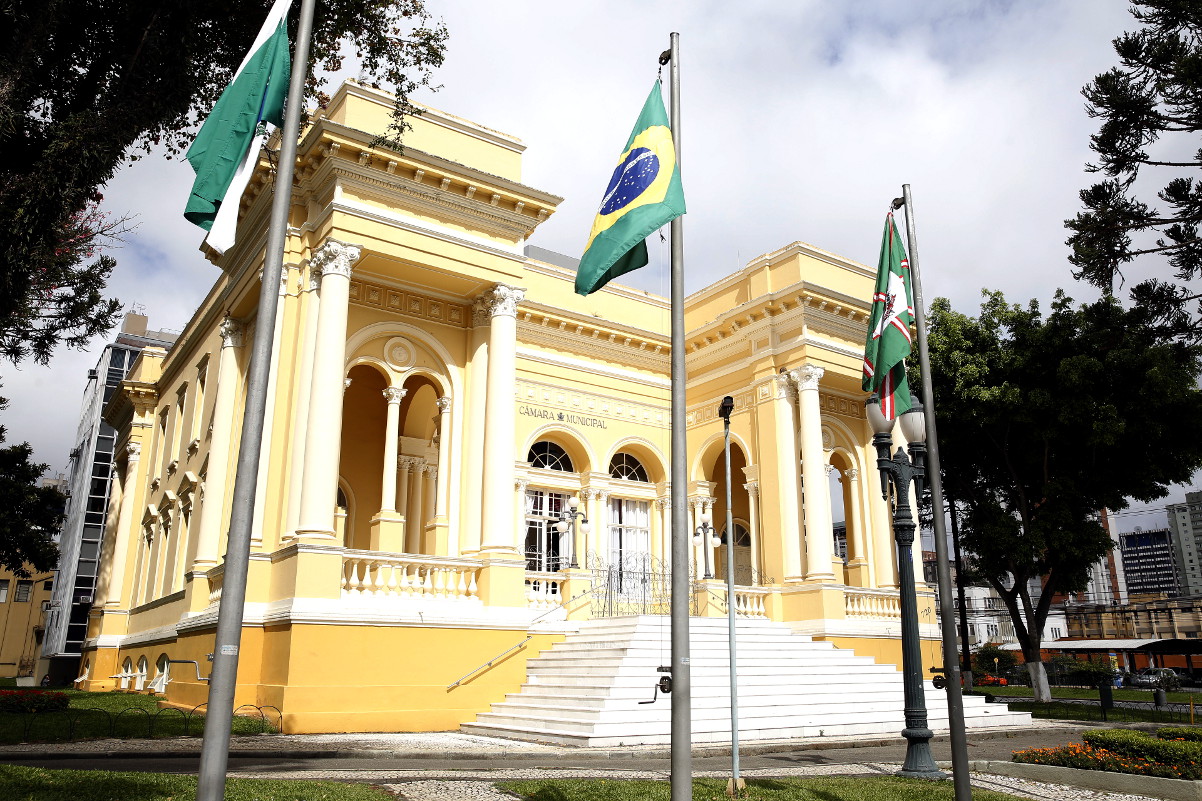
[379, 388, 406, 512]
[772, 373, 804, 581]
[461, 300, 490, 555]
[792, 363, 837, 583]
[478, 284, 525, 553]
[99, 444, 142, 608]
[191, 317, 244, 569]
[296, 239, 362, 540]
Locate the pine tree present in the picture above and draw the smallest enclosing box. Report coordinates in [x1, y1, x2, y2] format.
[1066, 1, 1202, 339]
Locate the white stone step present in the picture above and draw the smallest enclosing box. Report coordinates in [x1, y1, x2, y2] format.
[462, 614, 1032, 746]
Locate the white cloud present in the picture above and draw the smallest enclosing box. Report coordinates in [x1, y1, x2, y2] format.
[8, 0, 1192, 522]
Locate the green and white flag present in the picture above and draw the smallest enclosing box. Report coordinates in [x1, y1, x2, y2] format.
[184, 0, 292, 255]
[862, 211, 914, 420]
[575, 82, 685, 296]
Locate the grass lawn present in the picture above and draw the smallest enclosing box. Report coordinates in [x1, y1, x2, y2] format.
[498, 776, 1025, 800]
[0, 765, 391, 801]
[0, 690, 276, 743]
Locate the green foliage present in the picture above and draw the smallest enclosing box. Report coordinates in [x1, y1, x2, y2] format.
[1066, 1, 1202, 340]
[1014, 732, 1202, 779]
[1048, 655, 1119, 686]
[0, 1, 447, 365]
[0, 404, 64, 574]
[1158, 726, 1202, 741]
[973, 644, 1018, 676]
[0, 765, 392, 801]
[499, 776, 1020, 800]
[0, 690, 69, 714]
[927, 291, 1202, 673]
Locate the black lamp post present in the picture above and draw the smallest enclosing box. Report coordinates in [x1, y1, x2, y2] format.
[555, 496, 589, 569]
[867, 392, 945, 780]
[693, 510, 717, 580]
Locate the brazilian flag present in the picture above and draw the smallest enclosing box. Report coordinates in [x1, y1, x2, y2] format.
[575, 82, 686, 296]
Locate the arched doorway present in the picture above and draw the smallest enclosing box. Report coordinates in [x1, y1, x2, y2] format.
[710, 443, 754, 584]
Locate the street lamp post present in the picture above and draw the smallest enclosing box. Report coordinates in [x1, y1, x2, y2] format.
[693, 511, 716, 580]
[717, 395, 744, 795]
[556, 496, 590, 569]
[867, 392, 945, 780]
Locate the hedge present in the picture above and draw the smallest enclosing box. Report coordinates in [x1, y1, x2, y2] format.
[1015, 728, 1202, 780]
[0, 690, 70, 714]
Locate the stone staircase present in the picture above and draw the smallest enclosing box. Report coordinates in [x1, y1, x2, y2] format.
[462, 615, 1032, 746]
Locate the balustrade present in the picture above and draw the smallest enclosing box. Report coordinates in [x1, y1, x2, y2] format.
[524, 572, 564, 610]
[341, 551, 481, 602]
[732, 587, 769, 618]
[844, 587, 902, 620]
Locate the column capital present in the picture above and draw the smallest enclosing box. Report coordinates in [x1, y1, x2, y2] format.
[655, 496, 671, 509]
[846, 467, 860, 481]
[125, 442, 142, 462]
[436, 396, 451, 414]
[825, 463, 837, 477]
[742, 481, 759, 497]
[219, 316, 244, 349]
[789, 363, 825, 392]
[383, 387, 407, 405]
[479, 283, 526, 318]
[515, 478, 530, 493]
[774, 372, 797, 401]
[312, 238, 362, 280]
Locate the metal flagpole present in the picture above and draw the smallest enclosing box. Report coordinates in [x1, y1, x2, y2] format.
[662, 31, 692, 801]
[195, 1, 316, 798]
[896, 185, 973, 801]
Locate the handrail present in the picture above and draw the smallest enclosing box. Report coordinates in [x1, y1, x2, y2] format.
[446, 584, 594, 690]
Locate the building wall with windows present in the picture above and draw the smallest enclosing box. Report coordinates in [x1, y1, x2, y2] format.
[38, 315, 177, 685]
[1167, 492, 1202, 595]
[79, 81, 936, 733]
[0, 569, 54, 680]
[1120, 528, 1180, 598]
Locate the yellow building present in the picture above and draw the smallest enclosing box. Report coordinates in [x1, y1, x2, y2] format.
[0, 568, 54, 682]
[80, 81, 940, 734]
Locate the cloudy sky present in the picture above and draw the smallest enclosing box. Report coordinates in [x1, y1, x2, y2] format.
[4, 0, 1181, 529]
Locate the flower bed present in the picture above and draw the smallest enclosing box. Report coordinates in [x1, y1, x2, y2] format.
[0, 690, 69, 714]
[1013, 727, 1202, 780]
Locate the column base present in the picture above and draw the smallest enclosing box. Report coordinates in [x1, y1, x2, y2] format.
[291, 528, 339, 544]
[369, 515, 406, 552]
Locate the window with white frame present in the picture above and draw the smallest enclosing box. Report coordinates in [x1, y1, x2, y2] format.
[524, 488, 567, 572]
[136, 656, 149, 691]
[14, 580, 32, 602]
[120, 657, 133, 689]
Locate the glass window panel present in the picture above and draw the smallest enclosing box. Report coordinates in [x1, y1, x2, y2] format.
[15, 580, 32, 602]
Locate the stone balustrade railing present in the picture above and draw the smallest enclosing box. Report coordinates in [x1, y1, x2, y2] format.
[341, 551, 481, 602]
[844, 587, 902, 620]
[524, 572, 564, 610]
[732, 587, 769, 618]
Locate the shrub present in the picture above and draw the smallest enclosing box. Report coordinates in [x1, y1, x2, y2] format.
[1015, 728, 1202, 780]
[0, 690, 69, 714]
[1158, 727, 1202, 742]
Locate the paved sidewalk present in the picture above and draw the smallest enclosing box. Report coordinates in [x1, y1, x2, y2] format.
[0, 722, 1172, 801]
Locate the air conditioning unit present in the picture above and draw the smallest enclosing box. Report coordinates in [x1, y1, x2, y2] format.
[77, 595, 93, 605]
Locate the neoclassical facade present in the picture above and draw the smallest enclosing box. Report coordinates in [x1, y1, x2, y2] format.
[80, 81, 935, 733]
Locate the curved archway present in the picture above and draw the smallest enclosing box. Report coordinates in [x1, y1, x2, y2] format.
[604, 437, 668, 485]
[523, 425, 595, 477]
[707, 440, 755, 584]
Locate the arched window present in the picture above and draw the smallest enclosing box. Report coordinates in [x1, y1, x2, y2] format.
[120, 657, 133, 690]
[609, 452, 649, 482]
[528, 441, 573, 472]
[150, 653, 171, 693]
[135, 656, 149, 691]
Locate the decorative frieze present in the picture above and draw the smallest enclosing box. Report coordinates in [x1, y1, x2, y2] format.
[349, 280, 468, 327]
[514, 380, 668, 429]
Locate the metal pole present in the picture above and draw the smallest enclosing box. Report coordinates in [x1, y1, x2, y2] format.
[948, 488, 974, 686]
[722, 402, 742, 792]
[195, 2, 315, 798]
[665, 31, 692, 801]
[898, 184, 973, 799]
